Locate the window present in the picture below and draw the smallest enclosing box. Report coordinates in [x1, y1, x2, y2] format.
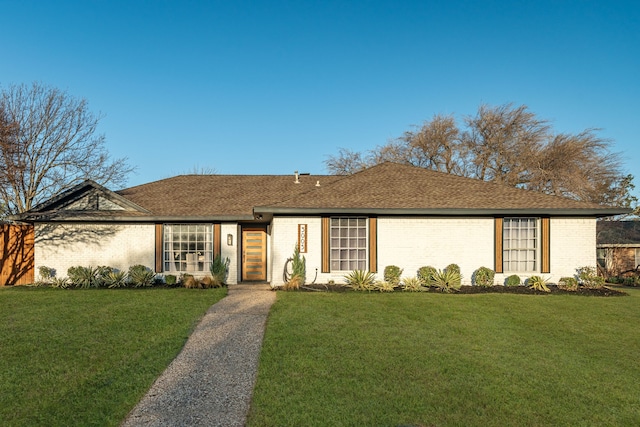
[635, 249, 640, 269]
[330, 217, 367, 271]
[164, 224, 213, 272]
[503, 217, 538, 272]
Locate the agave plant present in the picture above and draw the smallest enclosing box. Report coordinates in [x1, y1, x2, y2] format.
[373, 280, 396, 292]
[400, 276, 423, 292]
[67, 266, 98, 288]
[105, 270, 128, 288]
[128, 265, 156, 288]
[431, 269, 462, 293]
[417, 266, 437, 287]
[527, 275, 550, 292]
[344, 270, 376, 291]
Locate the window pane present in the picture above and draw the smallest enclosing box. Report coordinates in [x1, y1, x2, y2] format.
[503, 217, 538, 273]
[163, 224, 213, 272]
[328, 217, 368, 271]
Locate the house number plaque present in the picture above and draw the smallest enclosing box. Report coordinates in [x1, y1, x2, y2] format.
[298, 224, 307, 253]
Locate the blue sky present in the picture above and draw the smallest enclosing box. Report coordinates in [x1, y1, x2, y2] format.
[1, 0, 639, 195]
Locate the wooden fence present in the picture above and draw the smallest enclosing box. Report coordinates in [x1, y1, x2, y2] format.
[0, 224, 34, 286]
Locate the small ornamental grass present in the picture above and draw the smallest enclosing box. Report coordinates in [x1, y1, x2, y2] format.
[431, 269, 462, 293]
[527, 275, 551, 292]
[344, 270, 377, 291]
[400, 276, 423, 292]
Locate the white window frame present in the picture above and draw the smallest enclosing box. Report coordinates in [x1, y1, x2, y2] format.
[503, 217, 539, 273]
[635, 248, 640, 270]
[329, 216, 368, 271]
[164, 224, 213, 273]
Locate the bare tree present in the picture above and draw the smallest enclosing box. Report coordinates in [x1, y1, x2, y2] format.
[325, 147, 371, 175]
[0, 83, 133, 215]
[461, 103, 550, 186]
[324, 103, 635, 209]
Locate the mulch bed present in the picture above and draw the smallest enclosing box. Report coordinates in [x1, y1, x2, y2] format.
[298, 283, 628, 296]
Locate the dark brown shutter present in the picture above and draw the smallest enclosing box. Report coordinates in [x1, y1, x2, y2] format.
[321, 216, 330, 273]
[368, 217, 377, 273]
[213, 223, 221, 259]
[541, 217, 550, 274]
[494, 218, 503, 274]
[155, 224, 163, 272]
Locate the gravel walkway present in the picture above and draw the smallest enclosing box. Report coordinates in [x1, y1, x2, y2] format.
[121, 284, 276, 427]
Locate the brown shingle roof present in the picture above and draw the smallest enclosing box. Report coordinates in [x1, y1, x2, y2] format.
[116, 163, 627, 219]
[258, 162, 623, 214]
[117, 173, 340, 218]
[597, 221, 640, 245]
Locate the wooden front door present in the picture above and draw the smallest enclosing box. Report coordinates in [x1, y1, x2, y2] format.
[242, 227, 267, 281]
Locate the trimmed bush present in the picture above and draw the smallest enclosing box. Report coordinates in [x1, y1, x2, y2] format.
[417, 266, 437, 287]
[473, 267, 495, 287]
[384, 265, 403, 286]
[444, 263, 461, 275]
[558, 276, 578, 291]
[164, 274, 177, 286]
[577, 266, 605, 289]
[505, 274, 521, 287]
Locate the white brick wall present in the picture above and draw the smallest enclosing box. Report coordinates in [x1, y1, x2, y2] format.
[549, 217, 596, 280]
[220, 223, 239, 285]
[269, 216, 598, 287]
[35, 223, 155, 279]
[377, 217, 495, 285]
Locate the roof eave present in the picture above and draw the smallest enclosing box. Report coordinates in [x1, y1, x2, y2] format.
[254, 207, 631, 217]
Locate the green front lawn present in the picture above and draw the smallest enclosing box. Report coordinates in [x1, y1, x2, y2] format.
[248, 288, 640, 427]
[0, 287, 226, 427]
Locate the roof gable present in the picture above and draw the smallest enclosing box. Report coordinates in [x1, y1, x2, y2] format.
[19, 180, 150, 220]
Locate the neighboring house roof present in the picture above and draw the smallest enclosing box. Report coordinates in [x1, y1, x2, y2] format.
[16, 162, 630, 222]
[597, 221, 640, 246]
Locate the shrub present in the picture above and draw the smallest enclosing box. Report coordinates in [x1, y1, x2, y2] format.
[373, 281, 395, 292]
[577, 266, 605, 289]
[164, 274, 177, 286]
[128, 265, 156, 288]
[558, 276, 578, 291]
[344, 270, 376, 291]
[444, 263, 461, 275]
[50, 277, 70, 289]
[288, 245, 306, 288]
[95, 266, 115, 288]
[105, 270, 128, 288]
[417, 266, 437, 287]
[200, 275, 219, 289]
[210, 254, 230, 286]
[181, 274, 200, 289]
[38, 266, 55, 282]
[400, 276, 423, 292]
[432, 269, 462, 293]
[67, 266, 98, 289]
[473, 267, 495, 287]
[505, 274, 521, 287]
[527, 275, 550, 292]
[384, 265, 403, 286]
